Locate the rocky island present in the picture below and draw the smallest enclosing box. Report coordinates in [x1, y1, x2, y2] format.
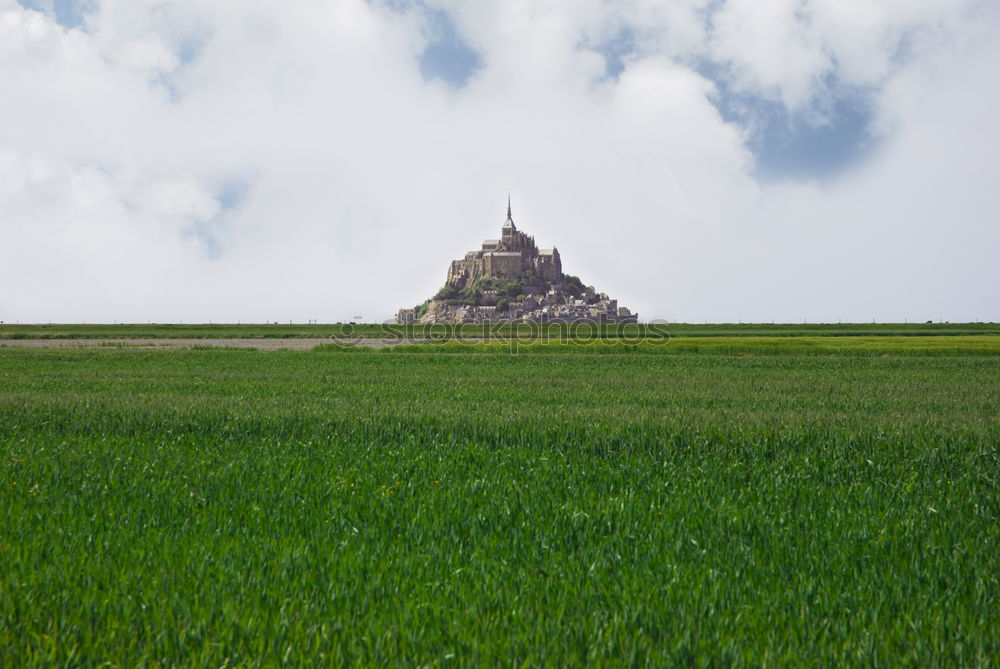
[397, 200, 637, 324]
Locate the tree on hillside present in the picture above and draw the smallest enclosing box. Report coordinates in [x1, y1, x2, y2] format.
[434, 285, 459, 300]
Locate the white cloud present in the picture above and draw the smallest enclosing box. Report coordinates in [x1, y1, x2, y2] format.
[710, 0, 832, 111]
[708, 0, 972, 120]
[0, 0, 996, 323]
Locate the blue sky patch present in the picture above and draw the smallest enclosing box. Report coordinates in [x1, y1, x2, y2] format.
[418, 9, 480, 88]
[17, 0, 90, 29]
[216, 179, 250, 212]
[709, 74, 876, 180]
[745, 99, 874, 180]
[177, 36, 206, 66]
[588, 31, 876, 180]
[186, 222, 222, 260]
[184, 179, 250, 260]
[592, 29, 636, 80]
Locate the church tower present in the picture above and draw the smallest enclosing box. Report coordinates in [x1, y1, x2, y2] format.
[502, 195, 516, 238]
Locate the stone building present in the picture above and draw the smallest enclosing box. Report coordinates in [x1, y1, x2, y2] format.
[446, 198, 563, 287]
[395, 308, 417, 324]
[400, 198, 637, 324]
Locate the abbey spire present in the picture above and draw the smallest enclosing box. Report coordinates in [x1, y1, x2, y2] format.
[504, 194, 516, 230]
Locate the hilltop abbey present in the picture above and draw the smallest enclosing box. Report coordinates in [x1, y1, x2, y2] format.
[446, 199, 563, 288]
[397, 199, 637, 324]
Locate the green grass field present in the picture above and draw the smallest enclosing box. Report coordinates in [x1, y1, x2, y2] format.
[2, 321, 999, 339]
[1, 334, 998, 665]
[352, 334, 1000, 356]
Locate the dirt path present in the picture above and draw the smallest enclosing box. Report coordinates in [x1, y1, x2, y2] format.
[0, 338, 433, 350]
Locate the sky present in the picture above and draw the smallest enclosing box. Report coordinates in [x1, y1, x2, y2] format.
[1, 0, 997, 324]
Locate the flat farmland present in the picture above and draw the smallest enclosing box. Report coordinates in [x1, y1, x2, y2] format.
[1, 339, 998, 665]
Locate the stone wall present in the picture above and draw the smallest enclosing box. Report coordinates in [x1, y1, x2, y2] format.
[535, 251, 561, 282]
[484, 253, 522, 281]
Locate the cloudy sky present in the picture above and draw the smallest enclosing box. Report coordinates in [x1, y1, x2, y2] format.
[1, 0, 997, 323]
